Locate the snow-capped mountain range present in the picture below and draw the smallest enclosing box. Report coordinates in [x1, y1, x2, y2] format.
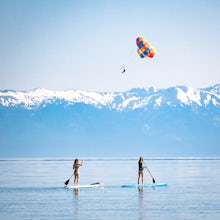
[1, 84, 220, 157]
[0, 84, 219, 110]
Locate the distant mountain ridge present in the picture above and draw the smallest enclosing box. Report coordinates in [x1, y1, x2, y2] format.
[0, 84, 220, 157]
[0, 84, 219, 111]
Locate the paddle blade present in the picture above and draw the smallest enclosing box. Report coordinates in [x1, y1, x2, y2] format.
[64, 179, 70, 185]
[153, 178, 156, 184]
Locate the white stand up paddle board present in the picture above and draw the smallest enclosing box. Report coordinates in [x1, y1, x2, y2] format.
[64, 182, 104, 189]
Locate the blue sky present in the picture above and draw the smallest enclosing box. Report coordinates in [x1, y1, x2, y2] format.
[0, 0, 219, 92]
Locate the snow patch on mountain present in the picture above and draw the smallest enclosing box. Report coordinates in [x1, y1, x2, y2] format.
[176, 86, 202, 106]
[155, 96, 162, 107]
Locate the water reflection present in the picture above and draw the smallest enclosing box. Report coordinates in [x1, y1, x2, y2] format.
[138, 187, 144, 220]
[74, 188, 80, 196]
[72, 188, 80, 220]
[138, 186, 144, 193]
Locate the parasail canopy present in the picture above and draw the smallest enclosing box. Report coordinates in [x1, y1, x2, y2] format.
[136, 36, 155, 59]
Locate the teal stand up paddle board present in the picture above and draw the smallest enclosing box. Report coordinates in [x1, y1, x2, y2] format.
[121, 183, 167, 188]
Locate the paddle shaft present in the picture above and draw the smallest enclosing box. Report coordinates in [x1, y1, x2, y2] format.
[144, 163, 156, 183]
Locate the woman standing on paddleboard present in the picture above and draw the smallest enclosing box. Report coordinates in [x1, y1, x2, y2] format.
[73, 159, 83, 185]
[138, 156, 145, 185]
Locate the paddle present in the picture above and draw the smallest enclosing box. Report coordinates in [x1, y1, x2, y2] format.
[144, 163, 156, 184]
[64, 173, 74, 186]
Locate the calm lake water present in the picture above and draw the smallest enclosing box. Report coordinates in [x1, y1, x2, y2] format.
[0, 158, 220, 220]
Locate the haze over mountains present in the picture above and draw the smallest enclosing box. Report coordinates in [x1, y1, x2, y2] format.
[0, 84, 219, 157]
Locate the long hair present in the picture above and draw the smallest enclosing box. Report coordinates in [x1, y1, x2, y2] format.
[74, 159, 78, 166]
[139, 156, 144, 163]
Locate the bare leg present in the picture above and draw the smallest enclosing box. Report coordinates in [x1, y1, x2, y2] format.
[74, 174, 77, 185]
[141, 172, 144, 185]
[75, 172, 80, 185]
[138, 172, 144, 185]
[138, 172, 141, 184]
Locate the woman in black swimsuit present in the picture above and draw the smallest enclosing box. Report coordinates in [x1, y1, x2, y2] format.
[138, 156, 145, 185]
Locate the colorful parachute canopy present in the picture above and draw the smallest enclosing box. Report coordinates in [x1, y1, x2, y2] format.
[136, 36, 155, 59]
